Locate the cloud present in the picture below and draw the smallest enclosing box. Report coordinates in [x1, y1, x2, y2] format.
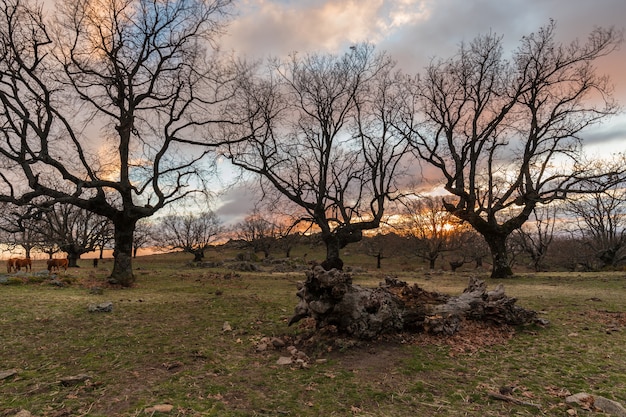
[222, 0, 430, 59]
[214, 182, 262, 226]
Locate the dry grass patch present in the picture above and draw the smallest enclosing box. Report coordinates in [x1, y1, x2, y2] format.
[1, 254, 626, 416]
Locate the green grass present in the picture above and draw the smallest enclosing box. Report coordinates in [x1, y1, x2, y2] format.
[1, 251, 626, 416]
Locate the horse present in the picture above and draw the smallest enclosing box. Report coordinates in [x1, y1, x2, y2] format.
[47, 258, 69, 274]
[14, 258, 31, 272]
[6, 258, 18, 273]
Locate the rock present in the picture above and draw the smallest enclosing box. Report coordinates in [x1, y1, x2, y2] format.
[276, 356, 293, 365]
[0, 369, 18, 380]
[566, 392, 626, 417]
[271, 337, 286, 348]
[88, 302, 113, 313]
[59, 374, 92, 386]
[89, 287, 103, 295]
[145, 404, 174, 413]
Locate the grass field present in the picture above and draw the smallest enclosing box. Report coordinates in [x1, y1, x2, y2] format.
[1, 249, 625, 416]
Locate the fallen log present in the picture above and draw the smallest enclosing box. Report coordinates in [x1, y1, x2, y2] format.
[288, 266, 546, 340]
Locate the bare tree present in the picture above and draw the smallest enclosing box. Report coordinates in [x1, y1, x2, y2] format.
[35, 203, 110, 267]
[565, 185, 626, 269]
[155, 211, 222, 262]
[222, 44, 410, 267]
[0, 0, 234, 285]
[398, 21, 624, 277]
[234, 209, 277, 258]
[398, 196, 463, 269]
[512, 204, 558, 271]
[132, 219, 153, 258]
[0, 203, 41, 258]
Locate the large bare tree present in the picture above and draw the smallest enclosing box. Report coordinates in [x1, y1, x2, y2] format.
[0, 0, 234, 285]
[398, 21, 623, 277]
[222, 44, 410, 266]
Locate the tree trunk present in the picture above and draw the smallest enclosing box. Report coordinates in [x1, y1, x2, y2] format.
[324, 235, 341, 261]
[484, 232, 513, 278]
[109, 219, 136, 287]
[192, 250, 204, 262]
[323, 228, 363, 262]
[67, 251, 81, 268]
[289, 267, 544, 340]
[428, 257, 436, 269]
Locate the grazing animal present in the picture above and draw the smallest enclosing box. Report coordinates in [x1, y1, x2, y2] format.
[14, 258, 31, 272]
[47, 258, 69, 273]
[6, 258, 18, 273]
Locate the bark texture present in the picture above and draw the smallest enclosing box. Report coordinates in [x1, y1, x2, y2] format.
[289, 266, 544, 340]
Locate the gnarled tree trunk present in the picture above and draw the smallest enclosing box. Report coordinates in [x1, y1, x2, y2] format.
[109, 218, 137, 287]
[289, 266, 544, 340]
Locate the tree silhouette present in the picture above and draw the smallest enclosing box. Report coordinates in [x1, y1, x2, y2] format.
[155, 211, 222, 262]
[223, 44, 409, 266]
[0, 0, 234, 285]
[398, 21, 624, 277]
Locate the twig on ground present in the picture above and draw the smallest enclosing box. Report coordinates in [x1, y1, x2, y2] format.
[487, 391, 542, 410]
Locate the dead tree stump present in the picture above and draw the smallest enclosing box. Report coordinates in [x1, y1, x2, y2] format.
[289, 266, 545, 340]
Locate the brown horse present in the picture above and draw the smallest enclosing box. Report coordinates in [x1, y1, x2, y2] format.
[47, 258, 69, 274]
[6, 258, 18, 273]
[14, 258, 31, 272]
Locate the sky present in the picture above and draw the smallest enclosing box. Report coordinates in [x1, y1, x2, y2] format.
[212, 0, 626, 224]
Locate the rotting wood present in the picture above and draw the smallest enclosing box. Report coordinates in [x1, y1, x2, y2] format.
[289, 266, 547, 340]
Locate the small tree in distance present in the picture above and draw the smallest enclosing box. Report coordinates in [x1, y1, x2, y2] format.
[155, 211, 222, 262]
[234, 209, 277, 258]
[566, 185, 626, 269]
[397, 196, 462, 269]
[512, 204, 558, 271]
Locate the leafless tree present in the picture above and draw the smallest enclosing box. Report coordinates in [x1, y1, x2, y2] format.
[155, 211, 222, 262]
[222, 44, 410, 266]
[0, 203, 41, 258]
[398, 20, 624, 277]
[565, 185, 626, 269]
[132, 219, 153, 258]
[397, 196, 463, 269]
[512, 204, 558, 271]
[0, 0, 234, 285]
[234, 209, 278, 258]
[35, 203, 110, 267]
